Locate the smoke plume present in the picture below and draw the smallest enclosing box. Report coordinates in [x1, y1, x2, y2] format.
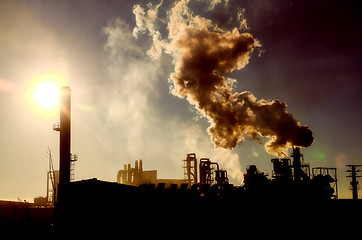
[133, 0, 314, 156]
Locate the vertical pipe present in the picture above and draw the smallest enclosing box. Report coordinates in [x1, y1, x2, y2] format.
[135, 160, 139, 185]
[194, 156, 198, 184]
[139, 160, 143, 184]
[123, 164, 127, 183]
[186, 156, 191, 185]
[128, 164, 132, 184]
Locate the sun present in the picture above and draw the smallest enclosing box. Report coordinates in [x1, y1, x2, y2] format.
[25, 73, 66, 116]
[33, 82, 60, 108]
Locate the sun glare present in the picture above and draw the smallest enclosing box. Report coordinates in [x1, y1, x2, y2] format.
[26, 73, 66, 116]
[33, 82, 60, 108]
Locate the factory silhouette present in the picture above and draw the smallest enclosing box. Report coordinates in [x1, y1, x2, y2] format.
[1, 86, 361, 240]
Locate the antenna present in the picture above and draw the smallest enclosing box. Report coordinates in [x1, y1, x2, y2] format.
[46, 147, 56, 204]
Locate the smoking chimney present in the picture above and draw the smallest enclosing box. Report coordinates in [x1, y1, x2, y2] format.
[58, 86, 71, 186]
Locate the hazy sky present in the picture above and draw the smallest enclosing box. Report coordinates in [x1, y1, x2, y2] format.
[0, 0, 361, 200]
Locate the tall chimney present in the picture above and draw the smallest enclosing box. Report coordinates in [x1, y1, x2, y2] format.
[59, 86, 71, 186]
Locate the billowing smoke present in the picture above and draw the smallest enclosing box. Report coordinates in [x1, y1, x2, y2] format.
[133, 0, 313, 156]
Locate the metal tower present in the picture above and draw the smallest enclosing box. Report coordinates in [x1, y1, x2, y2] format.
[183, 153, 197, 185]
[346, 164, 362, 200]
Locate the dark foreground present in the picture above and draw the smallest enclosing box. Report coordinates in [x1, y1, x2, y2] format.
[2, 179, 361, 240]
[0, 200, 53, 239]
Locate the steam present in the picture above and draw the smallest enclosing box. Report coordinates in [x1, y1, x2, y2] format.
[133, 0, 314, 156]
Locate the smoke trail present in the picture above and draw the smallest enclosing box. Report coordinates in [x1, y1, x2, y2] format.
[133, 0, 313, 156]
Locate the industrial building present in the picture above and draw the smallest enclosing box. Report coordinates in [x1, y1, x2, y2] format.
[52, 86, 361, 239]
[54, 154, 360, 240]
[2, 86, 362, 240]
[116, 160, 186, 187]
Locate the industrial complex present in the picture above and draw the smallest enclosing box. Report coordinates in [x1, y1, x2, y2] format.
[1, 86, 361, 240]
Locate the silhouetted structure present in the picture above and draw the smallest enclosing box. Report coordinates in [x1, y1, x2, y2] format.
[243, 165, 269, 189]
[264, 147, 337, 201]
[54, 175, 360, 240]
[118, 154, 230, 188]
[183, 153, 197, 185]
[117, 160, 153, 185]
[47, 170, 59, 204]
[198, 158, 229, 186]
[58, 86, 71, 186]
[271, 147, 311, 182]
[117, 160, 186, 187]
[346, 164, 362, 200]
[53, 87, 78, 203]
[0, 200, 54, 240]
[45, 148, 58, 205]
[4, 84, 362, 239]
[3, 148, 360, 240]
[312, 167, 338, 199]
[47, 88, 361, 239]
[199, 158, 217, 185]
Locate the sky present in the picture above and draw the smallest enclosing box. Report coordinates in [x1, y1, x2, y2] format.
[0, 0, 361, 200]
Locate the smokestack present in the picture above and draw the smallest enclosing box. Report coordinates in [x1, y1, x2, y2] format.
[59, 86, 71, 186]
[292, 147, 302, 182]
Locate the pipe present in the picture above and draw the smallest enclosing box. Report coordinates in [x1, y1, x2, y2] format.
[135, 160, 139, 184]
[139, 160, 143, 184]
[199, 158, 219, 185]
[117, 170, 124, 184]
[128, 164, 132, 183]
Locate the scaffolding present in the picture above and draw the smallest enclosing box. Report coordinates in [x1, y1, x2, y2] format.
[46, 148, 59, 204]
[271, 148, 310, 183]
[183, 153, 197, 185]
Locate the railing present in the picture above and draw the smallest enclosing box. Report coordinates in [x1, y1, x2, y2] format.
[53, 123, 60, 131]
[70, 154, 78, 162]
